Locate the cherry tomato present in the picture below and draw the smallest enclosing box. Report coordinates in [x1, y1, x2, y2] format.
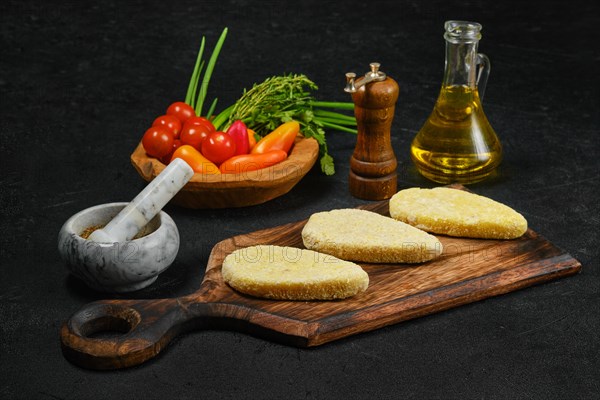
[201, 131, 236, 165]
[180, 121, 213, 151]
[152, 115, 182, 139]
[171, 145, 220, 174]
[142, 126, 174, 158]
[160, 139, 182, 165]
[251, 121, 299, 154]
[166, 102, 195, 124]
[220, 150, 288, 174]
[185, 116, 216, 133]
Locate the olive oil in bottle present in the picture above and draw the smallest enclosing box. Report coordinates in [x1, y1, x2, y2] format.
[411, 21, 502, 184]
[411, 84, 502, 183]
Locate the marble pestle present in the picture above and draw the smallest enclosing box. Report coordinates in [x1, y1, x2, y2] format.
[88, 158, 193, 243]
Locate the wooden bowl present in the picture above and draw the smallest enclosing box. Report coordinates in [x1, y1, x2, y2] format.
[130, 137, 319, 209]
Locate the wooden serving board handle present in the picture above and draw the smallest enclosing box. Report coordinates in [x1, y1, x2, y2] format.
[60, 283, 311, 369]
[60, 297, 194, 369]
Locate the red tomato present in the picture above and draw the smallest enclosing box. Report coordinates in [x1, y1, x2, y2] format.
[185, 116, 216, 133]
[201, 131, 236, 165]
[160, 139, 182, 165]
[142, 126, 174, 158]
[166, 102, 195, 123]
[180, 122, 213, 151]
[152, 115, 182, 139]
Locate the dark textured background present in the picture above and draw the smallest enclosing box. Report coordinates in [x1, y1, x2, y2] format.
[1, 0, 599, 398]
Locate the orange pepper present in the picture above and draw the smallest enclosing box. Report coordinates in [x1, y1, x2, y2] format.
[220, 150, 288, 174]
[247, 128, 257, 151]
[251, 121, 299, 155]
[171, 145, 220, 174]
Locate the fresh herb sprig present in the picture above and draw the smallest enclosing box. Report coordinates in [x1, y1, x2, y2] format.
[213, 74, 356, 175]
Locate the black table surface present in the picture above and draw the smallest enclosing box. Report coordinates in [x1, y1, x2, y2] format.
[1, 0, 598, 398]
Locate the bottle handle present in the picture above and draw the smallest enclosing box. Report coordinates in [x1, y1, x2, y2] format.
[476, 53, 490, 101]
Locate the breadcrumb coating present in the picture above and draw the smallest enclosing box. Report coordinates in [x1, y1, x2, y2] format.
[389, 187, 527, 239]
[302, 209, 443, 263]
[222, 245, 369, 300]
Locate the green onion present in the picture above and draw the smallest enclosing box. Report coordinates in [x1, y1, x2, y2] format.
[206, 98, 218, 120]
[310, 101, 356, 110]
[318, 120, 358, 134]
[212, 104, 235, 130]
[316, 116, 358, 126]
[195, 27, 228, 116]
[185, 38, 205, 107]
[313, 109, 356, 122]
[190, 61, 205, 109]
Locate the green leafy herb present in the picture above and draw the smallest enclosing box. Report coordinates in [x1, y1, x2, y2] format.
[213, 74, 356, 175]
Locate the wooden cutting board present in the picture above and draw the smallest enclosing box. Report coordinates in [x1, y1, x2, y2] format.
[60, 191, 581, 370]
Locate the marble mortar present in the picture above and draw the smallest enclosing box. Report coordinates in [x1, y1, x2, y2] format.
[58, 202, 180, 292]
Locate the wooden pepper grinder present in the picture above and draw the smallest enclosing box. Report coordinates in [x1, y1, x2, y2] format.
[345, 62, 399, 200]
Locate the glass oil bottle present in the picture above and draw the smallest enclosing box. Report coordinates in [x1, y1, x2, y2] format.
[411, 21, 502, 184]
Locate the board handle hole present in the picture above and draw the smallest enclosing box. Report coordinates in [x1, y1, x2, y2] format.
[79, 305, 141, 339]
